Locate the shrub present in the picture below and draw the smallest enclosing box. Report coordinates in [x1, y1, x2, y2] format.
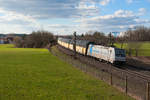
[14, 30, 56, 48]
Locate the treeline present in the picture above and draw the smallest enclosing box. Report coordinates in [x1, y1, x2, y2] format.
[14, 30, 56, 48]
[64, 31, 113, 46]
[117, 26, 150, 56]
[117, 26, 150, 43]
[79, 26, 150, 45]
[71, 26, 150, 56]
[76, 26, 150, 45]
[80, 31, 108, 45]
[13, 26, 149, 57]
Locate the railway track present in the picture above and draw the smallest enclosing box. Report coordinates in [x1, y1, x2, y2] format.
[57, 45, 150, 82]
[55, 45, 150, 100]
[113, 64, 150, 81]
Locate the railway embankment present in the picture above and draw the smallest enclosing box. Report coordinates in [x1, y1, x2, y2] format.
[51, 45, 150, 100]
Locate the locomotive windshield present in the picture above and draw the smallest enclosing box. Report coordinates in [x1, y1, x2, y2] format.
[115, 49, 125, 57]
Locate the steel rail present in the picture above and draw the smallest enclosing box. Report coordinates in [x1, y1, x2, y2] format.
[57, 45, 150, 82]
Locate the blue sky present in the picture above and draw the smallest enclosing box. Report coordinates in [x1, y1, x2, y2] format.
[0, 0, 150, 35]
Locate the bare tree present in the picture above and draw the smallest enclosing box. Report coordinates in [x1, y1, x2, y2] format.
[13, 36, 24, 48]
[13, 30, 56, 48]
[123, 26, 150, 56]
[80, 31, 108, 45]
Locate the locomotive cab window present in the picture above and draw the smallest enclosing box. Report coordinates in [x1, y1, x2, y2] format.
[115, 49, 125, 57]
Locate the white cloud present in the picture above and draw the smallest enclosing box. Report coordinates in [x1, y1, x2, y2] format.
[33, 9, 150, 35]
[76, 2, 97, 9]
[0, 8, 38, 25]
[76, 10, 135, 22]
[138, 8, 146, 15]
[0, 0, 149, 34]
[75, 1, 99, 17]
[0, 8, 41, 33]
[0, 0, 101, 19]
[0, 23, 31, 33]
[114, 10, 134, 17]
[126, 0, 133, 3]
[0, 0, 100, 34]
[118, 32, 126, 37]
[100, 0, 110, 6]
[75, 9, 150, 33]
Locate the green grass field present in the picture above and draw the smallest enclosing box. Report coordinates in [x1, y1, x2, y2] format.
[0, 44, 134, 100]
[115, 42, 150, 56]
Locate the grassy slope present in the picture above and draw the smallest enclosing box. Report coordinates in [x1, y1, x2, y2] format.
[115, 42, 150, 56]
[0, 44, 134, 100]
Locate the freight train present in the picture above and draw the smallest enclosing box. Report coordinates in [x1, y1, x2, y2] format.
[58, 37, 126, 64]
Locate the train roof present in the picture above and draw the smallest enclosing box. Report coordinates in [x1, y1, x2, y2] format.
[89, 44, 125, 50]
[58, 38, 71, 43]
[76, 40, 91, 47]
[58, 37, 93, 47]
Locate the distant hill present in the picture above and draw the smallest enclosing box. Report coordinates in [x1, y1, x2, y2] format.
[0, 34, 6, 37]
[0, 34, 27, 37]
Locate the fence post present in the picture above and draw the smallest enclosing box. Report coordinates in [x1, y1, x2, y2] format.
[73, 32, 76, 59]
[125, 76, 128, 94]
[147, 82, 150, 100]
